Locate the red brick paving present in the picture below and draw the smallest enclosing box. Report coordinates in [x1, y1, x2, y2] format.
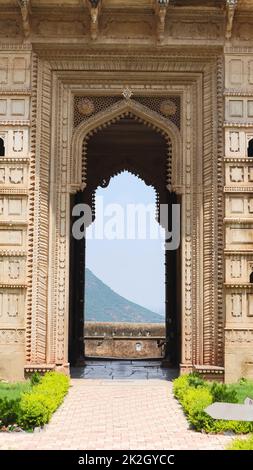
[0, 379, 233, 450]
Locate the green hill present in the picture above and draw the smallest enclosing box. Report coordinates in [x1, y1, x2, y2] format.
[85, 268, 164, 323]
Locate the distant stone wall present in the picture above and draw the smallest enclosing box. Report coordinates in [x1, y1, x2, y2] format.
[84, 322, 166, 359]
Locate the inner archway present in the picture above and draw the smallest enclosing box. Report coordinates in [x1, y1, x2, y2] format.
[69, 115, 181, 368]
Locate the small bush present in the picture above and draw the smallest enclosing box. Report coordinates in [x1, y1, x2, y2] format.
[173, 374, 253, 434]
[0, 397, 20, 427]
[187, 372, 206, 389]
[30, 372, 42, 387]
[228, 434, 253, 450]
[17, 372, 70, 430]
[210, 382, 238, 404]
[181, 387, 213, 432]
[173, 375, 190, 400]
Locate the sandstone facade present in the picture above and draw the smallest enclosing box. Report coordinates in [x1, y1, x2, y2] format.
[0, 1, 253, 382]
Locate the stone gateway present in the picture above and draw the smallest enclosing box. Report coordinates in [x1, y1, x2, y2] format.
[0, 0, 253, 383]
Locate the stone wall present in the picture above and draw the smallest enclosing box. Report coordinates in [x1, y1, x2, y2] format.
[84, 322, 166, 359]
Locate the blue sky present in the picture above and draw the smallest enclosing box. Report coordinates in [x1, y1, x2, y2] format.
[86, 171, 165, 316]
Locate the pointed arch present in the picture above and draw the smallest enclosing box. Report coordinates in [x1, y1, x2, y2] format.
[71, 99, 182, 194]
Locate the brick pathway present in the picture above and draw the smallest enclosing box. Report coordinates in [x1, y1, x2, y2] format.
[0, 379, 233, 450]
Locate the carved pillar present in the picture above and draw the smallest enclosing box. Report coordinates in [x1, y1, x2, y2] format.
[0, 46, 32, 380]
[224, 48, 253, 382]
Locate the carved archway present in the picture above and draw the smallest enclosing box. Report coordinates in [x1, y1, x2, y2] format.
[69, 106, 182, 366]
[71, 99, 182, 194]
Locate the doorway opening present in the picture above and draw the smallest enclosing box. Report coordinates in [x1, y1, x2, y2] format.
[84, 171, 166, 360]
[69, 115, 181, 368]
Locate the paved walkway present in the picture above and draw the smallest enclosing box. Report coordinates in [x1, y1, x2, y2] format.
[0, 368, 233, 450]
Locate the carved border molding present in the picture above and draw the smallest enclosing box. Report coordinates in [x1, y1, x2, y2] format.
[28, 52, 223, 372]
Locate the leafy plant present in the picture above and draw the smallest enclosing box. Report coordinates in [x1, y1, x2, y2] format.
[0, 397, 20, 427]
[30, 372, 42, 387]
[17, 372, 70, 430]
[228, 434, 253, 450]
[210, 382, 238, 404]
[173, 374, 253, 434]
[187, 372, 206, 389]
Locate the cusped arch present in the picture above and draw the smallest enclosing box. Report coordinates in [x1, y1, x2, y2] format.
[71, 99, 182, 194]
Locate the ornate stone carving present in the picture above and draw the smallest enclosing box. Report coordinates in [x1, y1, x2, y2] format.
[77, 98, 95, 116]
[17, 0, 31, 40]
[160, 100, 177, 116]
[154, 0, 169, 43]
[226, 0, 238, 40]
[84, 0, 102, 40]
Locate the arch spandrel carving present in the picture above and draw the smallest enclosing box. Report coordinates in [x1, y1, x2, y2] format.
[71, 99, 183, 195]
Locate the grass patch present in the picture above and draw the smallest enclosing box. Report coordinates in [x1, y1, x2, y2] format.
[229, 379, 253, 404]
[0, 381, 32, 400]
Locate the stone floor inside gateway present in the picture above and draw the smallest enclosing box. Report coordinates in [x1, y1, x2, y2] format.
[0, 361, 233, 450]
[71, 360, 177, 380]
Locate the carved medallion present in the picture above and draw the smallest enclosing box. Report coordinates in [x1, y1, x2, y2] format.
[160, 100, 177, 117]
[77, 98, 95, 116]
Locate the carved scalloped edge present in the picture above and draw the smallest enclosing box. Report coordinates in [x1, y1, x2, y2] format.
[193, 365, 224, 376]
[224, 186, 253, 192]
[216, 56, 225, 367]
[82, 107, 173, 193]
[0, 44, 32, 51]
[0, 283, 27, 288]
[224, 89, 253, 96]
[224, 157, 252, 162]
[25, 52, 38, 362]
[0, 89, 31, 96]
[0, 188, 28, 195]
[0, 120, 30, 126]
[203, 63, 217, 366]
[24, 364, 55, 373]
[224, 121, 253, 127]
[0, 158, 29, 164]
[73, 98, 182, 194]
[0, 250, 26, 256]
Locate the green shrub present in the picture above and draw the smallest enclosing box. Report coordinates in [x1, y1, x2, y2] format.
[187, 372, 206, 389]
[210, 382, 238, 404]
[181, 387, 213, 432]
[228, 434, 253, 450]
[173, 375, 190, 400]
[17, 372, 70, 430]
[173, 374, 253, 434]
[30, 372, 42, 387]
[17, 393, 52, 429]
[0, 397, 20, 427]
